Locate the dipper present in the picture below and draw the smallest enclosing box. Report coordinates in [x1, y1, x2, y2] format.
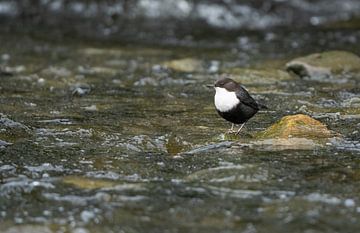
[214, 77, 266, 135]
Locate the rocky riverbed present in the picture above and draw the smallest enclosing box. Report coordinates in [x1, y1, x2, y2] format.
[1, 22, 360, 233]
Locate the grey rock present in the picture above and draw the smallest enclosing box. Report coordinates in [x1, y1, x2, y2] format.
[0, 113, 32, 142]
[286, 51, 360, 80]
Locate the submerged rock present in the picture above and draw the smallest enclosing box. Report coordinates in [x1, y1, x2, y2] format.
[0, 139, 12, 148]
[252, 138, 322, 150]
[257, 114, 334, 140]
[0, 113, 32, 142]
[286, 51, 360, 79]
[78, 65, 118, 75]
[41, 66, 72, 77]
[186, 163, 268, 184]
[163, 58, 203, 72]
[165, 134, 192, 155]
[225, 68, 293, 85]
[2, 225, 52, 233]
[62, 176, 117, 189]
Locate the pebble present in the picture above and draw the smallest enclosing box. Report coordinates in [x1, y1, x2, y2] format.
[1, 54, 10, 61]
[80, 210, 95, 223]
[344, 199, 355, 207]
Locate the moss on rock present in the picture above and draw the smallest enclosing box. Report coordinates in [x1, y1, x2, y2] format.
[62, 176, 116, 189]
[163, 58, 203, 72]
[257, 114, 334, 140]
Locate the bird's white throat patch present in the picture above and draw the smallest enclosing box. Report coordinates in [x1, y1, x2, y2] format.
[214, 87, 240, 112]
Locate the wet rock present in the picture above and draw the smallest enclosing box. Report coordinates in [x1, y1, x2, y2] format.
[342, 97, 360, 108]
[253, 114, 338, 149]
[133, 77, 159, 86]
[133, 76, 196, 87]
[257, 114, 334, 140]
[71, 83, 91, 96]
[159, 77, 196, 86]
[62, 176, 117, 189]
[225, 68, 293, 85]
[0, 178, 55, 196]
[1, 53, 10, 61]
[41, 66, 72, 77]
[118, 135, 167, 152]
[2, 225, 52, 233]
[163, 58, 204, 72]
[186, 162, 268, 184]
[0, 113, 32, 142]
[182, 141, 233, 155]
[0, 67, 13, 76]
[80, 47, 124, 56]
[165, 134, 192, 155]
[252, 138, 322, 150]
[208, 60, 220, 73]
[0, 139, 12, 148]
[82, 105, 98, 112]
[77, 65, 117, 75]
[0, 65, 26, 75]
[286, 51, 360, 79]
[329, 138, 360, 152]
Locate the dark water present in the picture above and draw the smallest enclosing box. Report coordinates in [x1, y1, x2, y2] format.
[1, 2, 360, 232]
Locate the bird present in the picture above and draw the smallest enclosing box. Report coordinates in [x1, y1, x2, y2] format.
[214, 77, 267, 135]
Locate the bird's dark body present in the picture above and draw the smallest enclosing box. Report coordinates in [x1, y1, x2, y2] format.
[217, 102, 258, 124]
[214, 77, 266, 127]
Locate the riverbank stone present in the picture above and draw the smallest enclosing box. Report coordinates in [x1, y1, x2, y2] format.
[163, 58, 203, 72]
[286, 51, 360, 79]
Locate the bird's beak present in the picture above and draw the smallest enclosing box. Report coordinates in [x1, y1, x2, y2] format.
[205, 84, 214, 89]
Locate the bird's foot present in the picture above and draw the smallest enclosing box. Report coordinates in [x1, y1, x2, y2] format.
[226, 129, 237, 134]
[235, 123, 246, 135]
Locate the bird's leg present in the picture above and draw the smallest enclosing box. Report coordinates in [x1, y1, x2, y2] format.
[235, 123, 246, 135]
[226, 124, 235, 134]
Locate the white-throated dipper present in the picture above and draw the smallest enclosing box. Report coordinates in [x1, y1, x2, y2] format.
[214, 77, 267, 135]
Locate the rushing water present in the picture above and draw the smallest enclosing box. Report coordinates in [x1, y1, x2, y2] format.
[0, 4, 360, 232]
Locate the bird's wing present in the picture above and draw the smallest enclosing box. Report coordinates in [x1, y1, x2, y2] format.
[236, 85, 259, 110]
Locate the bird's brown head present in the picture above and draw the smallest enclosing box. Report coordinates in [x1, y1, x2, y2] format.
[214, 78, 240, 92]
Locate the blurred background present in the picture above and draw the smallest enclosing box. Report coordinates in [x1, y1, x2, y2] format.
[1, 0, 359, 45]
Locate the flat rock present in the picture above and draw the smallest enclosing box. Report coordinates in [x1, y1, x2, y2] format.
[163, 58, 203, 72]
[2, 225, 52, 233]
[257, 114, 334, 140]
[252, 138, 322, 150]
[225, 68, 293, 85]
[186, 163, 267, 183]
[62, 176, 117, 189]
[0, 113, 32, 142]
[286, 51, 360, 79]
